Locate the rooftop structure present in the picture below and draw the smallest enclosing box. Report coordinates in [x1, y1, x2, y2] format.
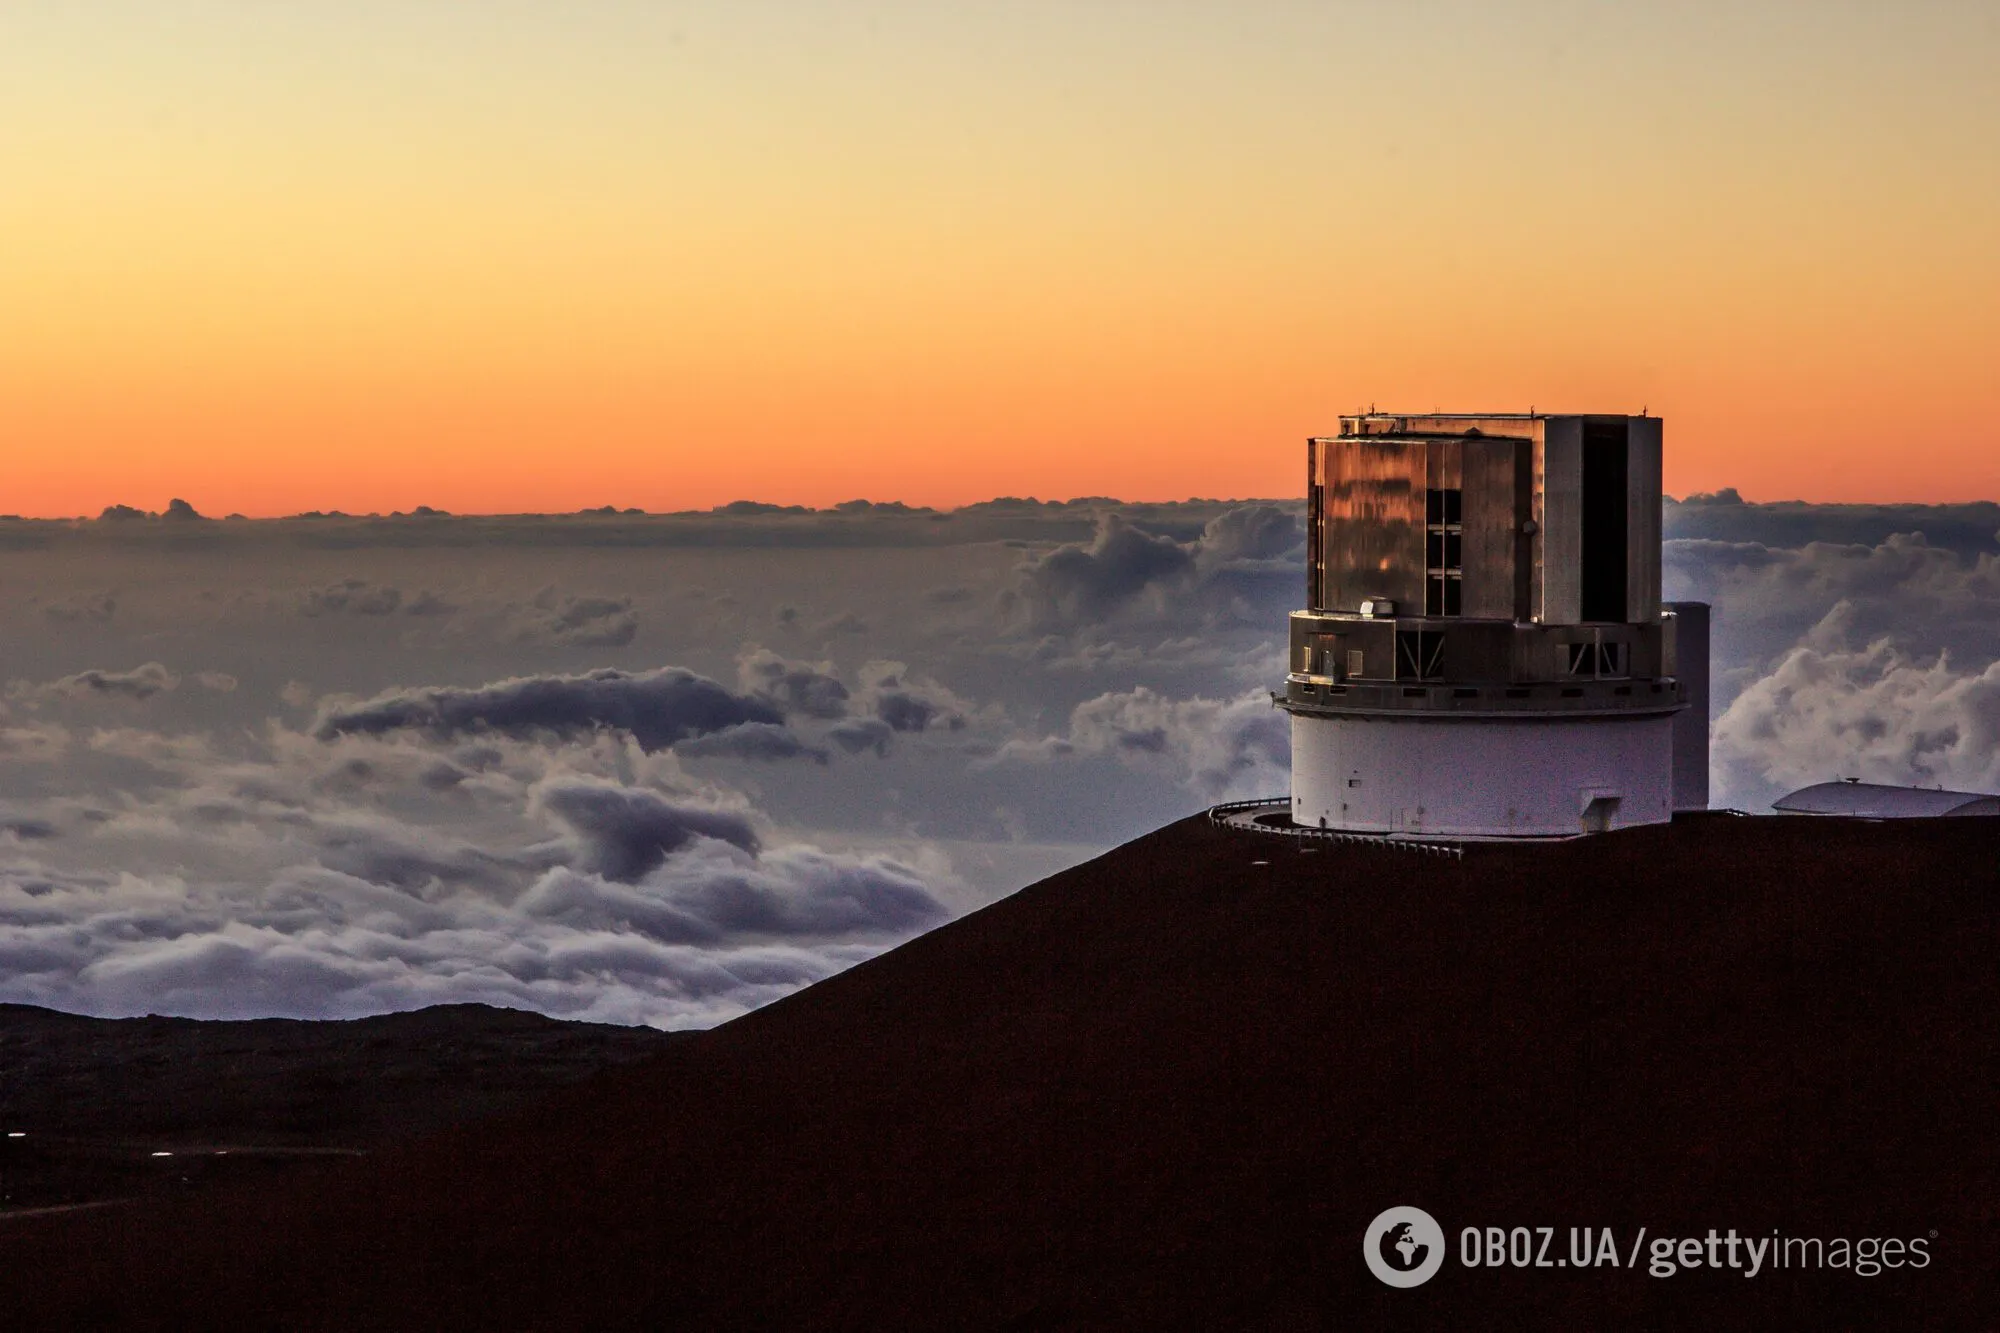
[1774, 781, 2000, 819]
[1277, 412, 1708, 837]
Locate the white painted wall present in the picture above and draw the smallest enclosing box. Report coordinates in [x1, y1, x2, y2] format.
[1290, 711, 1676, 837]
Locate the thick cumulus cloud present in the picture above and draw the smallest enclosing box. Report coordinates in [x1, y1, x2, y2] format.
[858, 661, 969, 734]
[1663, 505, 2000, 807]
[1668, 534, 2000, 681]
[1195, 504, 1302, 568]
[519, 842, 945, 943]
[1006, 505, 1303, 637]
[1010, 514, 1196, 630]
[534, 778, 760, 881]
[1710, 606, 2000, 808]
[992, 686, 1289, 800]
[12, 490, 1998, 1028]
[725, 650, 969, 754]
[0, 735, 950, 1026]
[0, 844, 943, 1026]
[736, 648, 851, 719]
[314, 667, 784, 752]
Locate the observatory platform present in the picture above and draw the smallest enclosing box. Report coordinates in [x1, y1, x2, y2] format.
[1276, 413, 1708, 838]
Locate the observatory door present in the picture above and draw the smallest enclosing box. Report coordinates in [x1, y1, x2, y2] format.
[1580, 420, 1630, 623]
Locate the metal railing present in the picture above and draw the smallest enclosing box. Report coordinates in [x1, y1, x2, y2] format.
[1207, 798, 1466, 860]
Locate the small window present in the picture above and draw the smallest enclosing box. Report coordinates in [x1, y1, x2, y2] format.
[1425, 531, 1465, 570]
[1426, 574, 1462, 616]
[1346, 648, 1365, 678]
[1424, 489, 1464, 617]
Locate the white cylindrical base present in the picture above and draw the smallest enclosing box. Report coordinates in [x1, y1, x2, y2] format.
[1290, 710, 1676, 838]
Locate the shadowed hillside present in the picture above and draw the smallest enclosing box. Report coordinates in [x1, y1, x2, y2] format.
[3, 814, 1995, 1328]
[0, 1005, 681, 1211]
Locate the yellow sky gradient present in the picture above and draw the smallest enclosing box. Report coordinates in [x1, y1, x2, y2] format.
[4, 2, 1997, 515]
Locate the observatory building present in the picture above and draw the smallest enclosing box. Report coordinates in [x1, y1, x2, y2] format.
[1774, 781, 2000, 819]
[1277, 413, 1708, 837]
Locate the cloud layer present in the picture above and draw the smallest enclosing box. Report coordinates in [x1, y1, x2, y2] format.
[314, 667, 784, 752]
[4, 492, 1995, 1025]
[0, 723, 949, 1026]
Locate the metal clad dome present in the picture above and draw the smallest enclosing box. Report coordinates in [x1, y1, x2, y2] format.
[1773, 781, 2000, 818]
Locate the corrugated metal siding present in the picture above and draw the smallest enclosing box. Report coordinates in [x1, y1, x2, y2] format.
[1666, 601, 1710, 811]
[1627, 417, 1664, 622]
[1322, 437, 1424, 613]
[1536, 417, 1583, 624]
[1459, 435, 1524, 620]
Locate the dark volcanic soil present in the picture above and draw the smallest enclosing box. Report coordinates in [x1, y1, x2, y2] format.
[0, 1004, 680, 1210]
[4, 813, 1996, 1329]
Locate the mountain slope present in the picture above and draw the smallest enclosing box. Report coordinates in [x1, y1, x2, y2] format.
[5, 813, 1996, 1328]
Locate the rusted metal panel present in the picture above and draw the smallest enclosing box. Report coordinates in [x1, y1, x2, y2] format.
[1536, 416, 1583, 624]
[1322, 437, 1424, 613]
[1458, 435, 1523, 620]
[1343, 414, 1536, 442]
[1317, 413, 1657, 631]
[1626, 416, 1663, 622]
[1422, 436, 1463, 491]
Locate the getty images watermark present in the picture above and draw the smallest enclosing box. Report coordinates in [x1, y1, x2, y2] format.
[1363, 1207, 1937, 1288]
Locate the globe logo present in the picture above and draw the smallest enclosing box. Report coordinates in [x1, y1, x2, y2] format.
[1385, 1222, 1427, 1269]
[1363, 1206, 1446, 1288]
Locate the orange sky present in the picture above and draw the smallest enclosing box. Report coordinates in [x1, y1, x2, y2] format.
[4, 2, 1997, 516]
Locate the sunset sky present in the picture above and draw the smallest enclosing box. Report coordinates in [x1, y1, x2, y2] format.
[5, 1, 1997, 516]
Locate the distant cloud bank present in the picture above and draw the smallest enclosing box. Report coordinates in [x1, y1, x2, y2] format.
[1, 492, 1994, 1022]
